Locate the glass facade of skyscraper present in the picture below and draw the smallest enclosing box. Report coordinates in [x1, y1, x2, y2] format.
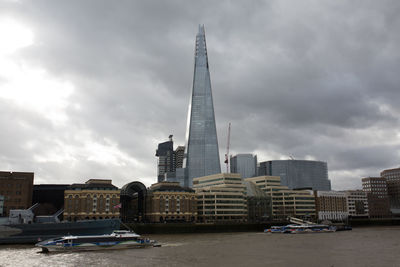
[183, 25, 221, 187]
[230, 154, 257, 179]
[258, 160, 331, 191]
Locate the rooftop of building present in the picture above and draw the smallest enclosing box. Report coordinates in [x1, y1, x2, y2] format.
[230, 153, 257, 158]
[148, 181, 194, 193]
[245, 176, 281, 181]
[381, 167, 400, 174]
[362, 177, 385, 181]
[0, 171, 34, 179]
[33, 184, 70, 190]
[259, 159, 327, 164]
[193, 173, 242, 182]
[85, 179, 112, 184]
[67, 179, 118, 190]
[244, 181, 268, 198]
[314, 190, 347, 197]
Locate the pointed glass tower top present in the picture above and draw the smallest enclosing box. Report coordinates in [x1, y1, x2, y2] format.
[184, 25, 221, 187]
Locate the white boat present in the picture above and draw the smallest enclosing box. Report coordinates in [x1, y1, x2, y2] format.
[264, 217, 337, 233]
[265, 224, 336, 233]
[35, 230, 157, 252]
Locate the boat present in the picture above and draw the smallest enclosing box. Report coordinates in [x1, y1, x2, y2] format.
[36, 230, 157, 252]
[264, 226, 286, 233]
[0, 204, 120, 244]
[264, 217, 337, 234]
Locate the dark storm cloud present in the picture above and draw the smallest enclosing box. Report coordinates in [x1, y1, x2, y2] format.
[0, 0, 399, 189]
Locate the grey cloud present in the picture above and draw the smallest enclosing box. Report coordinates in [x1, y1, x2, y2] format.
[0, 0, 399, 189]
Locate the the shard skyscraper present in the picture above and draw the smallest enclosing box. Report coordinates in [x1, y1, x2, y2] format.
[183, 25, 221, 187]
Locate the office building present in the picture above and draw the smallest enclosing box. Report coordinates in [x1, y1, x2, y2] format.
[175, 146, 185, 169]
[64, 179, 120, 221]
[194, 173, 247, 222]
[344, 190, 369, 218]
[314, 191, 348, 221]
[258, 160, 331, 191]
[230, 154, 257, 179]
[156, 138, 175, 183]
[183, 25, 221, 187]
[0, 171, 34, 216]
[145, 182, 197, 223]
[246, 176, 316, 220]
[362, 177, 391, 218]
[380, 167, 400, 214]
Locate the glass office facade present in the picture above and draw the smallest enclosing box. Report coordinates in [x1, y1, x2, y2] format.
[184, 25, 221, 187]
[230, 154, 257, 179]
[258, 160, 331, 191]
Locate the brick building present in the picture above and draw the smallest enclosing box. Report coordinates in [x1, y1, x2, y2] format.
[0, 171, 34, 216]
[362, 177, 391, 218]
[314, 191, 348, 221]
[64, 179, 120, 221]
[145, 181, 197, 223]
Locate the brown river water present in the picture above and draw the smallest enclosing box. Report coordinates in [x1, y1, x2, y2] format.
[0, 226, 399, 267]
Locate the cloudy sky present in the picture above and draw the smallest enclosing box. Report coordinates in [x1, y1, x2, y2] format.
[0, 0, 399, 189]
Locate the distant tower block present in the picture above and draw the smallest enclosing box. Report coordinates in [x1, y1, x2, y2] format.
[183, 25, 221, 187]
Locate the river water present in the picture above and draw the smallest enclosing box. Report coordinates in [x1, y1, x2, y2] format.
[0, 226, 399, 267]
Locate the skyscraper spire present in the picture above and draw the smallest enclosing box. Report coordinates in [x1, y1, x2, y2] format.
[183, 25, 221, 187]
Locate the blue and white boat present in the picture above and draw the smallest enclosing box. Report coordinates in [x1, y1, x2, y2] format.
[264, 226, 286, 233]
[35, 230, 157, 252]
[264, 217, 337, 234]
[265, 224, 336, 233]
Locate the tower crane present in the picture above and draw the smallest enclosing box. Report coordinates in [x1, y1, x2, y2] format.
[224, 122, 231, 173]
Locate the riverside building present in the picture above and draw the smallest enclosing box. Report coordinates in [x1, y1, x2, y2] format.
[362, 177, 391, 218]
[193, 173, 247, 223]
[64, 179, 120, 221]
[145, 182, 197, 223]
[314, 191, 348, 221]
[0, 171, 34, 216]
[344, 190, 369, 218]
[380, 167, 400, 215]
[245, 176, 316, 220]
[258, 160, 331, 191]
[244, 181, 272, 222]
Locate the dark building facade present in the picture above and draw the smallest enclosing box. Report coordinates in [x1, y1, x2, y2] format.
[245, 181, 271, 222]
[362, 177, 391, 218]
[174, 146, 185, 169]
[381, 167, 400, 214]
[156, 139, 175, 183]
[120, 181, 147, 223]
[258, 160, 331, 191]
[33, 184, 69, 216]
[0, 171, 34, 216]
